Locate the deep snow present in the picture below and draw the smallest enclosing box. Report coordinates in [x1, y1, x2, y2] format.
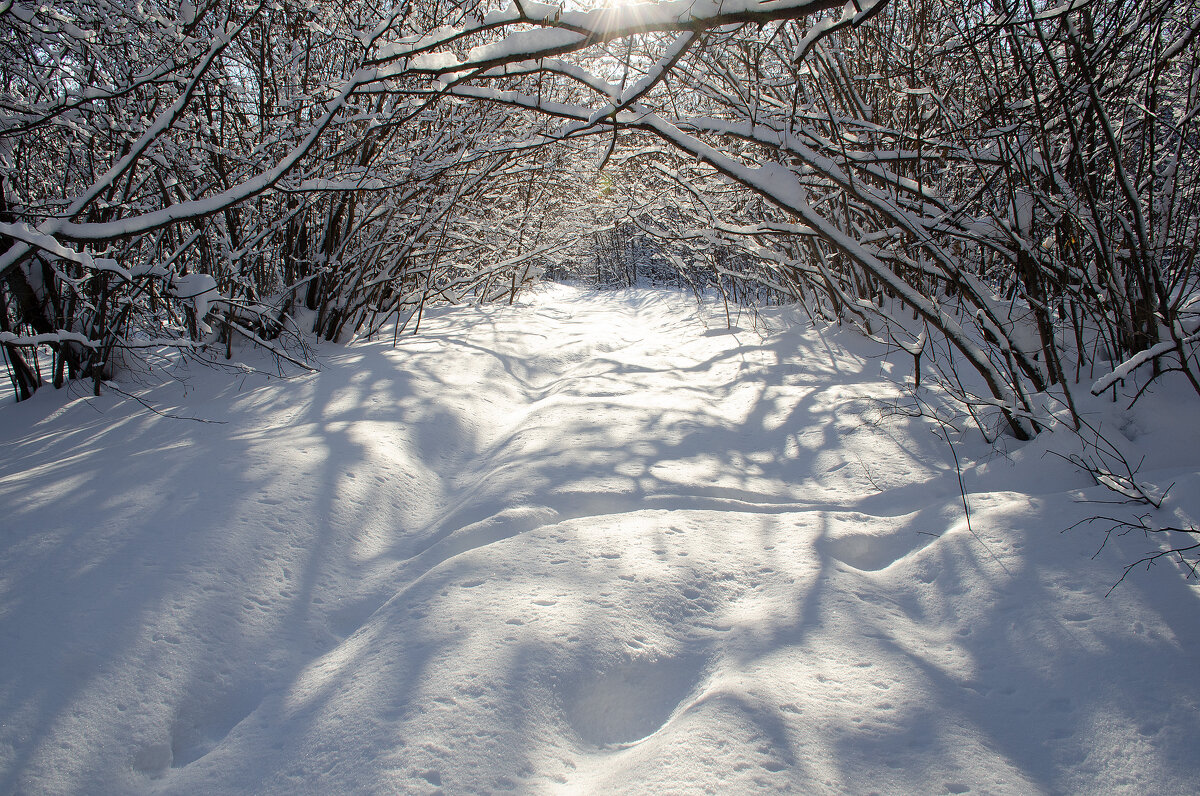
[1, 284, 1198, 794]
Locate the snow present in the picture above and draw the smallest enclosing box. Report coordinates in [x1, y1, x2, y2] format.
[1, 285, 1198, 794]
[0, 330, 99, 348]
[1091, 330, 1200, 396]
[382, 0, 889, 72]
[171, 272, 219, 335]
[0, 222, 134, 280]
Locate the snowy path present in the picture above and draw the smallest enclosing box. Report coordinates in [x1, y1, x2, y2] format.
[1, 285, 1198, 794]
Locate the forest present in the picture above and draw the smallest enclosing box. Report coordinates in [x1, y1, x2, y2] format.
[2, 0, 1200, 792]
[3, 0, 1197, 436]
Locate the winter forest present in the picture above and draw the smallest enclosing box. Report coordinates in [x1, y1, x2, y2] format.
[2, 0, 1200, 792]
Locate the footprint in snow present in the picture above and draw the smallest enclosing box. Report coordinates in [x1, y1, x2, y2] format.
[825, 530, 936, 571]
[562, 652, 707, 746]
[132, 743, 173, 777]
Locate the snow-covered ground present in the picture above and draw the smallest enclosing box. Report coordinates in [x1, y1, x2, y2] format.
[1, 284, 1198, 794]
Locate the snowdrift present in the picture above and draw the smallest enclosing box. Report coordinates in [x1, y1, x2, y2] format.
[1, 285, 1197, 794]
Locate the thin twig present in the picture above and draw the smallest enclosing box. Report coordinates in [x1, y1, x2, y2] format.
[103, 382, 227, 424]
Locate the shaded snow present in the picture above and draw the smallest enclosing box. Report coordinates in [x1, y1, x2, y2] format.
[0, 285, 1198, 794]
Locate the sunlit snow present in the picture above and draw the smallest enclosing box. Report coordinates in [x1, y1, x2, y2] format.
[1, 285, 1197, 794]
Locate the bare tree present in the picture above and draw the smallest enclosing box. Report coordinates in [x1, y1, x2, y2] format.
[1, 0, 1195, 450]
